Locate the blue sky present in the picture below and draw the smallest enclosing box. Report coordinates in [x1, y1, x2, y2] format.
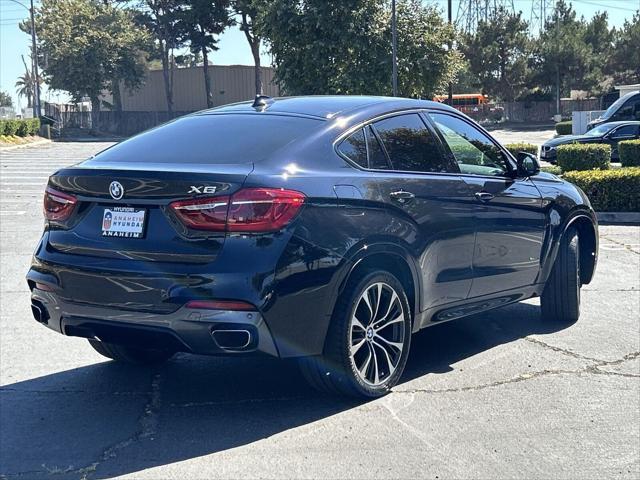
[1, 0, 638, 110]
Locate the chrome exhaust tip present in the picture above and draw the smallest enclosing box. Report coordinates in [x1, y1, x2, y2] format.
[211, 329, 252, 350]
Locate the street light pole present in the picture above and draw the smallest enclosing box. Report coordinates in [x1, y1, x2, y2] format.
[5, 0, 41, 118]
[391, 0, 398, 97]
[447, 0, 453, 105]
[29, 0, 41, 118]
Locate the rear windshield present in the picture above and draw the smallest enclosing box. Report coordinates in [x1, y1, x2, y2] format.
[91, 114, 323, 164]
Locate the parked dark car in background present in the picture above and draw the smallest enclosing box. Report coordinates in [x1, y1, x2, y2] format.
[541, 121, 640, 163]
[587, 90, 640, 130]
[28, 96, 598, 398]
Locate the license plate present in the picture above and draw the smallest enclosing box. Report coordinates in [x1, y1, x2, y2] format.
[102, 207, 146, 238]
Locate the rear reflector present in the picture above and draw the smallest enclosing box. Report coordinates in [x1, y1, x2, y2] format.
[44, 186, 77, 221]
[170, 188, 305, 233]
[186, 300, 256, 311]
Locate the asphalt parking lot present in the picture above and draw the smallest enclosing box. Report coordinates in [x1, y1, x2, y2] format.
[1, 141, 639, 479]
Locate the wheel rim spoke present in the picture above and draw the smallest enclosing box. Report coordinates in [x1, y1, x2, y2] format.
[349, 281, 406, 387]
[351, 337, 366, 356]
[373, 338, 397, 377]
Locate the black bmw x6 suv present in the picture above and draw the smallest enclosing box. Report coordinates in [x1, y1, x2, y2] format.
[28, 96, 598, 397]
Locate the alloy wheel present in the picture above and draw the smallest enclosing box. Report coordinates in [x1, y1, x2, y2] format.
[349, 282, 406, 386]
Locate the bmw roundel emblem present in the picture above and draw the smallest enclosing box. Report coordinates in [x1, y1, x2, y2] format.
[109, 181, 124, 200]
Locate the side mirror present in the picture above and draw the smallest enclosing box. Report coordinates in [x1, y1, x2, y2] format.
[516, 151, 540, 177]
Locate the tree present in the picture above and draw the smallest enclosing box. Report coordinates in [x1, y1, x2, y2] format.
[611, 11, 640, 85]
[462, 7, 530, 101]
[139, 0, 185, 114]
[583, 11, 615, 92]
[0, 91, 13, 108]
[530, 1, 596, 101]
[180, 0, 232, 108]
[258, 0, 460, 98]
[33, 0, 149, 129]
[233, 0, 263, 95]
[15, 56, 38, 109]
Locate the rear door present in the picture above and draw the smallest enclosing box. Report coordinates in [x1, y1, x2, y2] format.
[605, 124, 640, 159]
[427, 112, 546, 298]
[361, 112, 477, 310]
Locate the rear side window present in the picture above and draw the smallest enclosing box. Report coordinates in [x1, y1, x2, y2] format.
[338, 128, 367, 168]
[90, 114, 323, 164]
[372, 114, 449, 173]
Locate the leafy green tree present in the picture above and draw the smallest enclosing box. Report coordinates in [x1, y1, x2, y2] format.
[530, 1, 596, 99]
[234, 0, 263, 95]
[611, 11, 640, 84]
[33, 0, 149, 128]
[138, 0, 185, 114]
[257, 0, 460, 98]
[461, 7, 530, 101]
[180, 0, 232, 108]
[583, 11, 615, 93]
[0, 91, 13, 108]
[15, 56, 39, 109]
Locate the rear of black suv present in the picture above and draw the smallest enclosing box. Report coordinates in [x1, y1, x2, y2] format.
[27, 111, 335, 361]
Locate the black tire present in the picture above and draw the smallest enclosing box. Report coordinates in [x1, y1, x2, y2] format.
[299, 270, 412, 398]
[88, 339, 175, 365]
[541, 226, 581, 324]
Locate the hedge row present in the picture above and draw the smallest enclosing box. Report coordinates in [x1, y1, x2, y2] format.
[555, 121, 572, 135]
[619, 139, 640, 167]
[564, 167, 640, 212]
[0, 118, 40, 137]
[505, 143, 538, 157]
[557, 143, 610, 171]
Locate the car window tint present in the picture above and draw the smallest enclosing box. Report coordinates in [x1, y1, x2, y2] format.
[372, 114, 449, 173]
[339, 128, 368, 167]
[614, 125, 638, 136]
[366, 126, 390, 169]
[89, 114, 323, 165]
[429, 113, 508, 177]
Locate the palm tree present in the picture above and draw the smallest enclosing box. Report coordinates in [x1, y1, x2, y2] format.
[15, 55, 36, 109]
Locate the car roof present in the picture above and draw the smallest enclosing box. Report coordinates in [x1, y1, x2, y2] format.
[597, 120, 640, 127]
[197, 95, 457, 119]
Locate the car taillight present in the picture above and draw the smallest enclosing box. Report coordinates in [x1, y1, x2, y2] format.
[186, 300, 255, 311]
[169, 188, 305, 233]
[43, 186, 77, 221]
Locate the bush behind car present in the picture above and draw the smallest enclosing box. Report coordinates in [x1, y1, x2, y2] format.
[0, 118, 40, 137]
[563, 167, 640, 212]
[557, 143, 610, 171]
[618, 139, 640, 167]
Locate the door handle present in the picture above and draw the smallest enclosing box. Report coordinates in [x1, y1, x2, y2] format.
[390, 190, 415, 204]
[474, 191, 494, 202]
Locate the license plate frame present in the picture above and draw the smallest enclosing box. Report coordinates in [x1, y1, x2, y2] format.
[101, 207, 147, 239]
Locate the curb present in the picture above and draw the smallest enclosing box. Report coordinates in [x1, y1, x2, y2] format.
[596, 212, 640, 225]
[0, 138, 52, 151]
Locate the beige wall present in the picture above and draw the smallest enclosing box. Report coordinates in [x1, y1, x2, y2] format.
[119, 65, 280, 112]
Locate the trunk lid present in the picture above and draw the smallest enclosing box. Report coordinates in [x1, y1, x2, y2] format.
[46, 163, 252, 263]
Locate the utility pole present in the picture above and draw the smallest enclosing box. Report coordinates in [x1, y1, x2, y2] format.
[391, 0, 398, 97]
[555, 9, 560, 117]
[448, 0, 453, 105]
[30, 0, 41, 118]
[5, 0, 41, 118]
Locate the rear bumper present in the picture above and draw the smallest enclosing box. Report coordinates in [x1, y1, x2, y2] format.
[28, 281, 279, 357]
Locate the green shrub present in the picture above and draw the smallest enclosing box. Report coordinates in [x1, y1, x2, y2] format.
[557, 143, 610, 171]
[618, 139, 640, 167]
[0, 120, 5, 136]
[555, 121, 572, 135]
[564, 167, 640, 212]
[2, 119, 19, 136]
[505, 143, 538, 157]
[541, 165, 563, 175]
[16, 120, 30, 136]
[27, 118, 40, 135]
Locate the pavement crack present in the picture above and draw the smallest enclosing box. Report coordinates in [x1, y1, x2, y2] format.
[26, 371, 165, 479]
[523, 336, 603, 363]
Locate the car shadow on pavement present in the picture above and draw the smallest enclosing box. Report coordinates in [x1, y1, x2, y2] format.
[1, 301, 569, 478]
